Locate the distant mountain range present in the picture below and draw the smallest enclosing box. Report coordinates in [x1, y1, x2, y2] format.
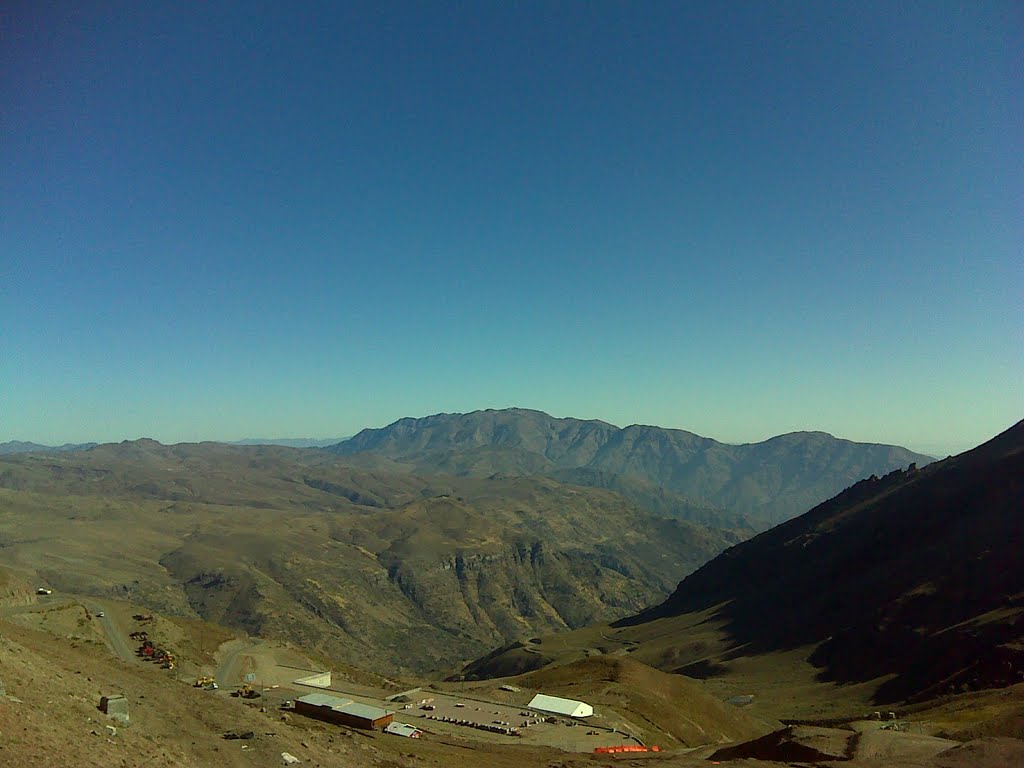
[6, 409, 931, 529]
[224, 437, 350, 448]
[0, 438, 349, 454]
[0, 441, 96, 455]
[327, 408, 934, 527]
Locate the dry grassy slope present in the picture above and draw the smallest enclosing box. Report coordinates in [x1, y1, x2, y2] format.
[2, 603, 1020, 767]
[0, 442, 735, 675]
[0, 567, 35, 608]
[0, 620, 406, 768]
[901, 682, 1024, 741]
[514, 657, 777, 748]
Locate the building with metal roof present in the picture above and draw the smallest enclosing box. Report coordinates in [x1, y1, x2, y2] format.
[296, 693, 351, 708]
[384, 722, 422, 738]
[527, 693, 593, 718]
[294, 693, 394, 730]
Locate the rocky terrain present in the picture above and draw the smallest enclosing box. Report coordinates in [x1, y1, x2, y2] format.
[329, 408, 933, 526]
[5, 588, 1022, 768]
[1, 416, 1019, 766]
[0, 440, 737, 674]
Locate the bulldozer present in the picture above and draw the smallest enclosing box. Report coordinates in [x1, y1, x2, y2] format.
[231, 683, 261, 699]
[194, 675, 215, 688]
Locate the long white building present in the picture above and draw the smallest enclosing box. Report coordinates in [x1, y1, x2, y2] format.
[527, 693, 593, 718]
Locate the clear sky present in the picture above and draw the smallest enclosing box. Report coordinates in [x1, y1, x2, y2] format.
[2, 2, 1020, 456]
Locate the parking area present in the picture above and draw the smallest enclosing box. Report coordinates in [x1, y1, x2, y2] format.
[204, 640, 645, 752]
[386, 692, 636, 751]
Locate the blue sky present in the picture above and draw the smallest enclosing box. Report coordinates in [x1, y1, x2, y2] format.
[2, 1, 1020, 455]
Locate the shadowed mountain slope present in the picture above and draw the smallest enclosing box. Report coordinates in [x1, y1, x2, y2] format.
[615, 418, 1024, 703]
[329, 408, 933, 526]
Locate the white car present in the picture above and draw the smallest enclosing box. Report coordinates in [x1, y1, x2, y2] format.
[95, 611, 105, 618]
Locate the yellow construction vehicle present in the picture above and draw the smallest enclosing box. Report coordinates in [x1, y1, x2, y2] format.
[231, 683, 261, 699]
[194, 675, 215, 687]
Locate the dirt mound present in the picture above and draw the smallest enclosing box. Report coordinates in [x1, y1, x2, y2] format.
[935, 737, 1024, 767]
[854, 729, 958, 762]
[709, 725, 853, 762]
[514, 656, 775, 747]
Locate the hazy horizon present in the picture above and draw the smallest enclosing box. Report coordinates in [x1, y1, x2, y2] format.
[2, 3, 1020, 460]
[1, 403, 1005, 459]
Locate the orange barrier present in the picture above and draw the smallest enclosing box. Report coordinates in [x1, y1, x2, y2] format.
[594, 744, 659, 754]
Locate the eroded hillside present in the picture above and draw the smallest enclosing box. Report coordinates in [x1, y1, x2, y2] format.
[0, 441, 737, 674]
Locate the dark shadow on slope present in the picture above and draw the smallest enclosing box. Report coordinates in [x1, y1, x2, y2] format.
[613, 420, 1024, 704]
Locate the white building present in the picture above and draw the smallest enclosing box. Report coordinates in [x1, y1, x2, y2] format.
[384, 722, 422, 738]
[527, 693, 593, 718]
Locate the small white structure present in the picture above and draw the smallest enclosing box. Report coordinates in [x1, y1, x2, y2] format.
[528, 693, 593, 718]
[384, 722, 422, 738]
[293, 671, 332, 688]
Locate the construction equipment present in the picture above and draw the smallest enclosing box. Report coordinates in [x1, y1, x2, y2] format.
[161, 653, 176, 669]
[194, 675, 215, 688]
[231, 684, 261, 699]
[129, 631, 148, 641]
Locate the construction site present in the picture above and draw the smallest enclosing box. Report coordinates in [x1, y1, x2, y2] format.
[205, 650, 644, 753]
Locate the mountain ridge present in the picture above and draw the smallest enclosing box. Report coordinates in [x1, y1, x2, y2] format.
[0, 440, 97, 455]
[328, 408, 934, 526]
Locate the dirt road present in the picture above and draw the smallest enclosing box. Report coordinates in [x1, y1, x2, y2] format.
[0, 595, 139, 664]
[214, 637, 262, 688]
[82, 600, 137, 663]
[0, 596, 73, 617]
